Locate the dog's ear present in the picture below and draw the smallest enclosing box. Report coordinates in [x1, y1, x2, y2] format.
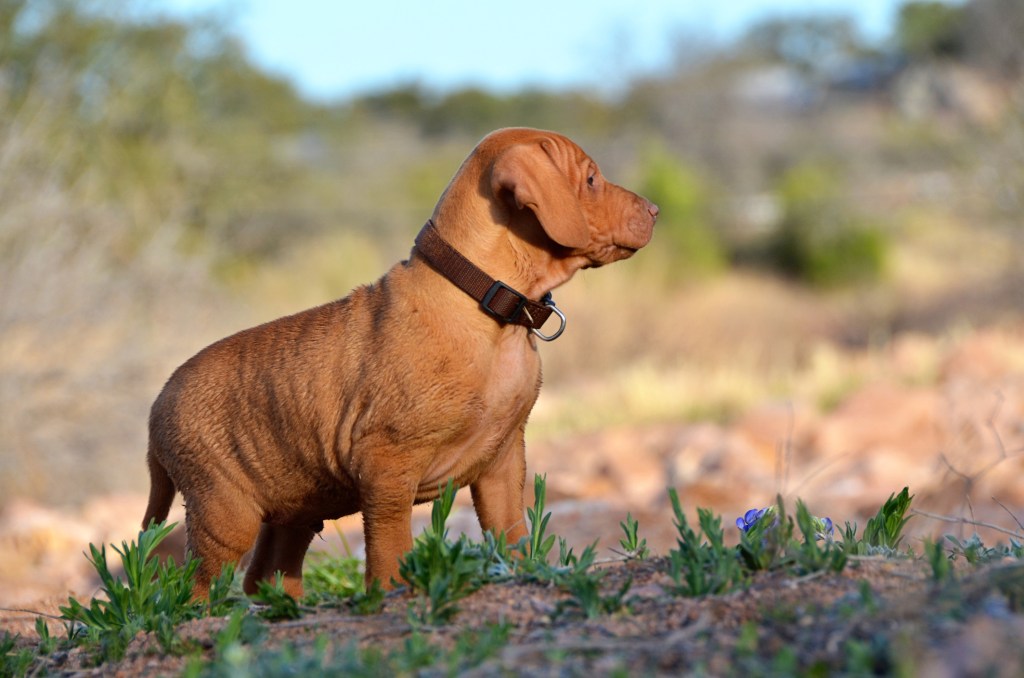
[490, 141, 590, 249]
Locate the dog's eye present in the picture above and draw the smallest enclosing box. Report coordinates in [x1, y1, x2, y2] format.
[587, 175, 596, 187]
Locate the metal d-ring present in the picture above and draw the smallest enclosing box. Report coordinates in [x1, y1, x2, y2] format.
[530, 295, 566, 342]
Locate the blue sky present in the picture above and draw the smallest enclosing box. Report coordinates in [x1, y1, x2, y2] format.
[159, 0, 927, 101]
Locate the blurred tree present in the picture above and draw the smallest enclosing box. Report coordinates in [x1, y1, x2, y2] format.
[743, 16, 865, 73]
[897, 1, 967, 60]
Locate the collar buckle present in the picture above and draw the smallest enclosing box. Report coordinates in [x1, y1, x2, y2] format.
[481, 280, 528, 324]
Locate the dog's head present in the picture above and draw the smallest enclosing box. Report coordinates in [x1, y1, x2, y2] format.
[434, 128, 657, 275]
[480, 128, 658, 268]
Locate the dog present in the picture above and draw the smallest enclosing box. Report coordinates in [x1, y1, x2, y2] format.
[143, 127, 658, 597]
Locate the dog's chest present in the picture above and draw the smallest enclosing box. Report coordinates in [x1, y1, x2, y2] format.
[415, 337, 540, 491]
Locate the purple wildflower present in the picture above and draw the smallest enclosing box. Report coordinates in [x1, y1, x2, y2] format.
[736, 507, 772, 533]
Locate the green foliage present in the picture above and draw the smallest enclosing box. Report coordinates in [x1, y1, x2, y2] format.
[898, 1, 967, 60]
[33, 618, 56, 657]
[358, 83, 619, 138]
[399, 479, 488, 625]
[617, 512, 650, 560]
[1, 632, 35, 678]
[737, 503, 792, 573]
[558, 572, 634, 619]
[770, 162, 888, 287]
[638, 148, 725, 276]
[793, 500, 847, 574]
[667, 488, 744, 596]
[348, 579, 386, 616]
[251, 574, 303, 621]
[208, 563, 242, 617]
[924, 538, 954, 583]
[301, 552, 364, 606]
[59, 520, 204, 662]
[526, 473, 557, 564]
[945, 533, 1023, 565]
[860, 487, 914, 553]
[447, 622, 512, 673]
[187, 623, 510, 677]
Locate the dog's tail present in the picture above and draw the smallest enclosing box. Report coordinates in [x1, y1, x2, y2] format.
[142, 445, 176, 529]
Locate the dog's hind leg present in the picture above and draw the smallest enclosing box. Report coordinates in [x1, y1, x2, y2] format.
[185, 497, 261, 599]
[242, 523, 317, 598]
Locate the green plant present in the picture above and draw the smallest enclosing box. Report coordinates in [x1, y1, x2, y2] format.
[208, 562, 242, 617]
[448, 622, 511, 672]
[1, 632, 35, 678]
[667, 488, 744, 596]
[793, 500, 847, 574]
[399, 479, 487, 625]
[616, 512, 650, 560]
[861, 487, 914, 553]
[349, 579, 386, 615]
[250, 574, 303, 621]
[34, 618, 57, 656]
[302, 551, 364, 606]
[638, 147, 725, 276]
[769, 162, 888, 287]
[945, 533, 1012, 565]
[924, 538, 954, 583]
[737, 502, 788, 572]
[525, 473, 556, 564]
[59, 520, 204, 661]
[558, 571, 634, 619]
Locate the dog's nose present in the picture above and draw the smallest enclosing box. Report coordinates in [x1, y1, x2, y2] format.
[647, 201, 660, 220]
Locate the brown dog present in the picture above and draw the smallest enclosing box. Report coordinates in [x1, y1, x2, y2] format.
[143, 127, 658, 597]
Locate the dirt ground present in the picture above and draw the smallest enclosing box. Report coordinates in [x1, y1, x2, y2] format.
[9, 554, 1024, 676]
[3, 321, 1024, 675]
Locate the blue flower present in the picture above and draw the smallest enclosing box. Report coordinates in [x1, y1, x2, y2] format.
[736, 507, 773, 532]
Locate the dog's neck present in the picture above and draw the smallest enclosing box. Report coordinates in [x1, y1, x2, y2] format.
[414, 221, 566, 337]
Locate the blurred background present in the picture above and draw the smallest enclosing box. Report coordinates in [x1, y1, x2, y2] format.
[1, 0, 1023, 604]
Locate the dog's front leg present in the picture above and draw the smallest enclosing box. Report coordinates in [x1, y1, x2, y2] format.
[470, 432, 529, 548]
[361, 483, 415, 590]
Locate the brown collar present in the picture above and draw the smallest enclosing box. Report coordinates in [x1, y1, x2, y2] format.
[413, 221, 566, 341]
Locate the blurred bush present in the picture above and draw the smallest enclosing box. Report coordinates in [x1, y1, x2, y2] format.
[637, 147, 725, 278]
[768, 163, 888, 288]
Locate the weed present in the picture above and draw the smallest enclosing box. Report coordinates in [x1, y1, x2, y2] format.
[187, 621, 511, 677]
[215, 607, 267, 653]
[945, 533, 1015, 565]
[525, 473, 556, 564]
[558, 571, 634, 619]
[208, 563, 242, 617]
[399, 479, 487, 625]
[842, 634, 895, 675]
[252, 574, 303, 621]
[448, 622, 511, 671]
[667, 488, 744, 596]
[59, 520, 204, 662]
[348, 579, 386, 615]
[1, 632, 35, 678]
[737, 503, 786, 572]
[616, 512, 650, 560]
[793, 500, 847, 574]
[33, 618, 56, 656]
[860, 487, 914, 553]
[302, 552, 364, 606]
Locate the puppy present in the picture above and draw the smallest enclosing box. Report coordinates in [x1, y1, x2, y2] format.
[143, 127, 658, 596]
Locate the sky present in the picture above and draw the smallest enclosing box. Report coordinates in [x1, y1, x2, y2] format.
[158, 0, 922, 102]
